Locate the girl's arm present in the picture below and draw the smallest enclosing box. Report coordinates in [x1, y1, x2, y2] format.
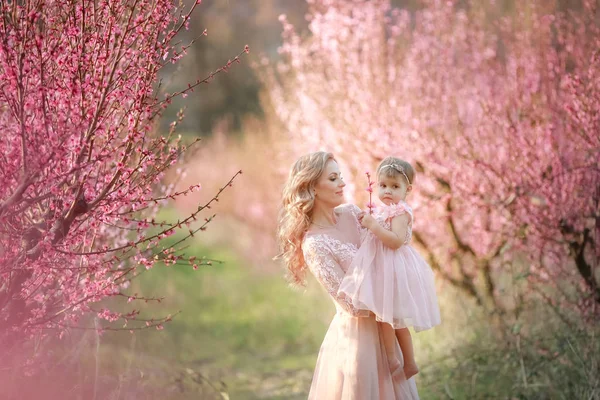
[361, 213, 409, 250]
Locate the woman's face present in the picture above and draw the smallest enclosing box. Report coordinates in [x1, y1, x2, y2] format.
[313, 160, 346, 208]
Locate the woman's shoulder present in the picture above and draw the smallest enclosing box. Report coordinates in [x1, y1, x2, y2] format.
[334, 203, 362, 217]
[302, 229, 326, 247]
[302, 233, 330, 258]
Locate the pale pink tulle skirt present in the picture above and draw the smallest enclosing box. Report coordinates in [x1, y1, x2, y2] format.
[339, 235, 441, 332]
[309, 312, 419, 399]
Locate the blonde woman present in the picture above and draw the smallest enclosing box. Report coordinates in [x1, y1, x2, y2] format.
[277, 151, 419, 399]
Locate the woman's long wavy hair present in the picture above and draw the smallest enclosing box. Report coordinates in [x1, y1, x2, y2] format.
[276, 151, 335, 286]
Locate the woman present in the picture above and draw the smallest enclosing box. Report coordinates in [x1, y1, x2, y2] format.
[277, 151, 419, 399]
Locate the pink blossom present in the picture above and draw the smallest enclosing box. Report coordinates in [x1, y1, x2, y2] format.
[0, 0, 247, 345]
[262, 0, 599, 315]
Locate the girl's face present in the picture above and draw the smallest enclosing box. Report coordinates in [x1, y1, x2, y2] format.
[377, 174, 410, 205]
[313, 160, 346, 208]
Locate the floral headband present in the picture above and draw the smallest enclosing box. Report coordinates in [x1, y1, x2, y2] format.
[380, 163, 411, 185]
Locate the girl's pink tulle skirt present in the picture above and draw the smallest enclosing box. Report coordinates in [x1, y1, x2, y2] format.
[339, 234, 441, 332]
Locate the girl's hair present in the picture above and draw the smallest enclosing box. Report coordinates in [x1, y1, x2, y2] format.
[276, 151, 335, 286]
[376, 156, 416, 186]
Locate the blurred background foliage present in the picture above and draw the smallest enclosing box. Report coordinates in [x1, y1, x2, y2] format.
[159, 0, 309, 135]
[161, 0, 585, 136]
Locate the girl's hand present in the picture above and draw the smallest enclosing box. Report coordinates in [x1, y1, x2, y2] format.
[360, 214, 377, 230]
[357, 211, 366, 222]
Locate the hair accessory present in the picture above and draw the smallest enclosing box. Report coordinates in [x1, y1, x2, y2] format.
[381, 163, 411, 185]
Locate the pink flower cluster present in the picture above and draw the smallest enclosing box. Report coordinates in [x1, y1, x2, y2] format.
[365, 171, 376, 214]
[266, 0, 599, 315]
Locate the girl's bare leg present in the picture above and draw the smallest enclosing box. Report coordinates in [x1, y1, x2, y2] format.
[395, 328, 419, 379]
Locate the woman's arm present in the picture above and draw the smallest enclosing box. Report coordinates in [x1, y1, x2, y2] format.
[303, 237, 364, 316]
[361, 213, 410, 250]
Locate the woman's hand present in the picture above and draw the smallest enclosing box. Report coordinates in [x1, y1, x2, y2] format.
[360, 214, 377, 230]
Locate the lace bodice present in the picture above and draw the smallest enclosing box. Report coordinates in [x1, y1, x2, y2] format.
[302, 204, 370, 316]
[374, 201, 413, 245]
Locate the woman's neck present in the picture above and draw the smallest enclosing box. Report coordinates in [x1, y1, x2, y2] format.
[311, 204, 337, 227]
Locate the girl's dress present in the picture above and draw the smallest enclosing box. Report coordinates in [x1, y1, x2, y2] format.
[302, 204, 419, 399]
[338, 201, 441, 332]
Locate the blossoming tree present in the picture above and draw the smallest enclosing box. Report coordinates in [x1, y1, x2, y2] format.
[267, 0, 599, 315]
[0, 0, 248, 345]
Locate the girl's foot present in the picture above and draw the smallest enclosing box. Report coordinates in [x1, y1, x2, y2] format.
[404, 362, 419, 380]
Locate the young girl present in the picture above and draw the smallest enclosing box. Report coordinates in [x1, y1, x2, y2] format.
[338, 156, 441, 380]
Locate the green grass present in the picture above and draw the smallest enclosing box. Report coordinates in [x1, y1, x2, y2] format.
[20, 208, 597, 399]
[87, 232, 599, 400]
[93, 229, 330, 399]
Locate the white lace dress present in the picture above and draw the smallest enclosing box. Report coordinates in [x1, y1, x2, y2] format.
[302, 204, 420, 399]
